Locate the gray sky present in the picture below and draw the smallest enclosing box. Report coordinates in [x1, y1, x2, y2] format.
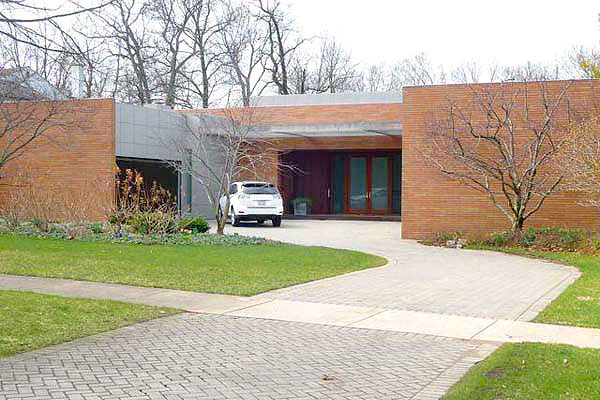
[281, 0, 599, 68]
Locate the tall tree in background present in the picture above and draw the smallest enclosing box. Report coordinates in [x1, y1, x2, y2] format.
[219, 2, 268, 106]
[183, 0, 229, 108]
[0, 0, 112, 52]
[255, 0, 305, 95]
[147, 0, 198, 108]
[310, 38, 359, 93]
[96, 0, 157, 104]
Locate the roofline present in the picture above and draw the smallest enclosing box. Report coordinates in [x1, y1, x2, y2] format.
[402, 78, 599, 90]
[248, 91, 402, 107]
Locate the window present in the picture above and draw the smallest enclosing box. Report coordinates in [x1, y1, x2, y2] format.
[242, 183, 279, 195]
[229, 184, 237, 194]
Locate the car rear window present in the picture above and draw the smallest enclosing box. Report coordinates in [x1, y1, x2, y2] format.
[242, 183, 279, 194]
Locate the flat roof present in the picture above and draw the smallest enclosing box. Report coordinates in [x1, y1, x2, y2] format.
[250, 91, 402, 107]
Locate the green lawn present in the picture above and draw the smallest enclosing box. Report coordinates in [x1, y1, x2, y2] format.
[443, 343, 600, 400]
[0, 235, 386, 296]
[0, 290, 178, 358]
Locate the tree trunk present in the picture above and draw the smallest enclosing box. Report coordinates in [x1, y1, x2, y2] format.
[216, 218, 225, 235]
[511, 216, 525, 239]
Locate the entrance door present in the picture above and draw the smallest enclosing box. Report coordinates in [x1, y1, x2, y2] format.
[348, 156, 369, 213]
[347, 154, 391, 214]
[370, 156, 389, 213]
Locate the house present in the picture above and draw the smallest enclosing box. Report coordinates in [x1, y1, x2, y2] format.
[0, 67, 66, 101]
[0, 79, 599, 239]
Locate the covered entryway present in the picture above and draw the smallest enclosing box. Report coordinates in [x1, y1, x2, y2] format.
[279, 150, 401, 217]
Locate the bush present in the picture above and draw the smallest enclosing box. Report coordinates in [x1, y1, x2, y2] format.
[485, 231, 511, 247]
[518, 228, 538, 247]
[129, 211, 177, 235]
[31, 217, 50, 232]
[89, 223, 104, 234]
[178, 217, 210, 233]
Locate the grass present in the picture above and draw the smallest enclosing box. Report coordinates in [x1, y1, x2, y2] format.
[442, 343, 600, 400]
[0, 234, 386, 296]
[0, 290, 178, 358]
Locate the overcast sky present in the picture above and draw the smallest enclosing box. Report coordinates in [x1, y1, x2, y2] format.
[280, 0, 599, 69]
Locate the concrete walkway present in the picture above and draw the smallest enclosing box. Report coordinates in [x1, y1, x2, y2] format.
[2, 274, 599, 349]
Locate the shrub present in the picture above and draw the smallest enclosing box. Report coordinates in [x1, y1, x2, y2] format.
[129, 211, 177, 235]
[178, 217, 210, 233]
[485, 231, 511, 247]
[518, 228, 537, 247]
[558, 228, 586, 249]
[89, 223, 104, 234]
[31, 217, 50, 232]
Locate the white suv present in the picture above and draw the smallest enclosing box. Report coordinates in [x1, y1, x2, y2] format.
[220, 181, 284, 227]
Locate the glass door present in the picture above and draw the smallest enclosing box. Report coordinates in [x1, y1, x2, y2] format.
[346, 154, 392, 214]
[348, 156, 369, 212]
[371, 156, 389, 212]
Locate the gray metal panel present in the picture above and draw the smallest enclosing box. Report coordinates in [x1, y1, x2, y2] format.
[250, 91, 403, 107]
[115, 103, 226, 219]
[115, 103, 183, 161]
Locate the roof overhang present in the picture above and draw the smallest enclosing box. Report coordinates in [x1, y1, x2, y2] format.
[253, 121, 403, 139]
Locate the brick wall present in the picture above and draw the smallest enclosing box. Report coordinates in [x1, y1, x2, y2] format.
[402, 80, 600, 239]
[0, 98, 116, 222]
[181, 103, 402, 126]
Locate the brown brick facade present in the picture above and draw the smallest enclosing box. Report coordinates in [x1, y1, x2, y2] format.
[401, 80, 600, 239]
[0, 99, 116, 222]
[181, 103, 402, 126]
[3, 83, 600, 236]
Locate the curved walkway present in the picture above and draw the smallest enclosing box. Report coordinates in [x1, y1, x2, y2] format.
[226, 220, 579, 321]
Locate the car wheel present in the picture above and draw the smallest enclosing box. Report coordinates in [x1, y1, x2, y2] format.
[271, 216, 282, 227]
[232, 208, 241, 227]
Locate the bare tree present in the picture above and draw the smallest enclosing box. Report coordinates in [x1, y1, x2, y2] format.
[309, 37, 359, 93]
[146, 0, 199, 108]
[450, 61, 482, 84]
[561, 117, 600, 207]
[255, 0, 306, 95]
[219, 2, 268, 106]
[286, 38, 359, 94]
[287, 55, 311, 94]
[497, 61, 561, 83]
[423, 82, 574, 236]
[96, 0, 158, 104]
[390, 53, 446, 87]
[0, 94, 74, 180]
[165, 106, 280, 234]
[177, 0, 229, 108]
[358, 64, 390, 92]
[0, 0, 113, 53]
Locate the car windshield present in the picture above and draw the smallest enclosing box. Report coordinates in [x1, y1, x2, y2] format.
[242, 183, 279, 195]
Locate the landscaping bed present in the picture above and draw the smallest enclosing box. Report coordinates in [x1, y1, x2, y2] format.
[0, 290, 178, 358]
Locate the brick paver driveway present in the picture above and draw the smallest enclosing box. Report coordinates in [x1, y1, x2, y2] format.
[228, 220, 578, 321]
[0, 314, 483, 400]
[0, 220, 578, 399]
